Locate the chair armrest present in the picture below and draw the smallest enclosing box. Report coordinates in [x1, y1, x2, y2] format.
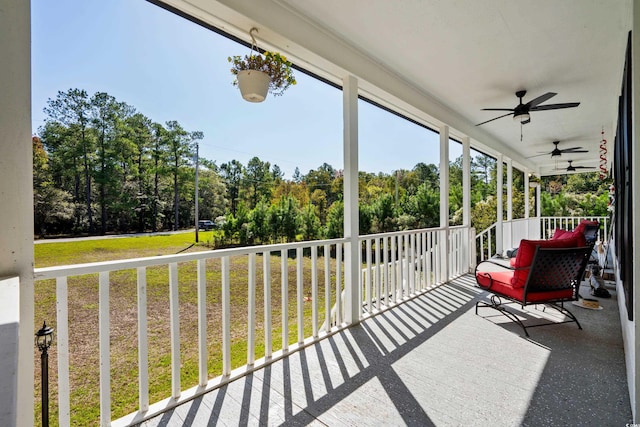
[476, 259, 515, 272]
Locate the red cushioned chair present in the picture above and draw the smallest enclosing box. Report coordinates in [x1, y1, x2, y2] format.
[475, 239, 591, 337]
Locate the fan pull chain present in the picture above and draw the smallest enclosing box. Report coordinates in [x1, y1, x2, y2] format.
[520, 122, 523, 142]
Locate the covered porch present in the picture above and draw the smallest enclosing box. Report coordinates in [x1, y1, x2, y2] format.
[1, 1, 639, 426]
[139, 275, 631, 426]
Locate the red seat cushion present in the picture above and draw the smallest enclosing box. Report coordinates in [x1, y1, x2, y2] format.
[511, 237, 580, 288]
[476, 269, 574, 302]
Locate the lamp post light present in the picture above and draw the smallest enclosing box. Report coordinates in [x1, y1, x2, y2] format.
[35, 321, 54, 427]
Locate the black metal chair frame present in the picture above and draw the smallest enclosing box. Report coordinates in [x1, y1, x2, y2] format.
[475, 246, 591, 337]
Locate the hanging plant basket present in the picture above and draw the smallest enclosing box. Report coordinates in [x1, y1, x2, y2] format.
[237, 69, 271, 103]
[228, 27, 296, 103]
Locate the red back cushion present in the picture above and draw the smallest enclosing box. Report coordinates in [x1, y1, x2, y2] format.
[511, 237, 580, 288]
[553, 228, 587, 247]
[552, 228, 569, 240]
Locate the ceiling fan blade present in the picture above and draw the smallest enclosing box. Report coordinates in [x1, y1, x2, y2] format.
[525, 92, 556, 108]
[561, 149, 588, 154]
[475, 112, 513, 126]
[573, 166, 595, 169]
[530, 102, 580, 111]
[526, 152, 551, 158]
[560, 146, 584, 151]
[481, 108, 515, 111]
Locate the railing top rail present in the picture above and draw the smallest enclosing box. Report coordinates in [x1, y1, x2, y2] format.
[358, 225, 456, 241]
[540, 216, 608, 220]
[476, 223, 497, 237]
[34, 237, 348, 280]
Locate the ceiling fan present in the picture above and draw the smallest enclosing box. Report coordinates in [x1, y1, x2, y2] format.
[557, 160, 596, 172]
[528, 140, 588, 158]
[476, 90, 580, 126]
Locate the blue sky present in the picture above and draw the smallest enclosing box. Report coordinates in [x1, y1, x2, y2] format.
[31, 0, 455, 179]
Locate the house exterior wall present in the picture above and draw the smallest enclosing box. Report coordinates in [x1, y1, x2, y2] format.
[631, 2, 640, 419]
[619, 2, 640, 420]
[0, 1, 35, 426]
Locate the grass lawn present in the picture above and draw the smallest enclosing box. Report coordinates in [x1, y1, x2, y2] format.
[34, 232, 339, 426]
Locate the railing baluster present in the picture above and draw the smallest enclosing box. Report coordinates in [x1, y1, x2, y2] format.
[136, 268, 149, 411]
[427, 232, 433, 287]
[248, 253, 256, 365]
[263, 251, 272, 358]
[281, 250, 288, 352]
[169, 263, 181, 398]
[383, 236, 389, 307]
[222, 257, 231, 376]
[296, 248, 304, 344]
[366, 238, 372, 313]
[398, 235, 404, 298]
[391, 235, 397, 303]
[99, 271, 110, 427]
[422, 233, 428, 288]
[336, 243, 342, 325]
[410, 233, 416, 294]
[56, 277, 70, 427]
[416, 233, 422, 291]
[196, 260, 207, 386]
[311, 246, 318, 338]
[374, 238, 381, 310]
[324, 244, 330, 329]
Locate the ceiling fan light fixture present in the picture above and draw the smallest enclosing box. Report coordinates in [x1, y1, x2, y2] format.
[513, 112, 530, 123]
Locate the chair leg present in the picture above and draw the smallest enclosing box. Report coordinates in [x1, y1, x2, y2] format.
[542, 302, 583, 330]
[476, 295, 530, 337]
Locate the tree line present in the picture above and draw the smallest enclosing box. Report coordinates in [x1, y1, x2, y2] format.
[34, 88, 610, 242]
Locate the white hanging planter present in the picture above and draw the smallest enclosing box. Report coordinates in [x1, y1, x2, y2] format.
[237, 70, 271, 103]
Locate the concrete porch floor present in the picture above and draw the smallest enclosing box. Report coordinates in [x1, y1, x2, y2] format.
[137, 274, 631, 426]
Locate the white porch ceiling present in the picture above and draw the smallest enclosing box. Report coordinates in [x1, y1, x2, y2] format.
[156, 0, 632, 176]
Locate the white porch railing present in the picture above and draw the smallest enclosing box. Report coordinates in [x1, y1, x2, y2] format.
[475, 223, 497, 261]
[475, 216, 609, 261]
[35, 239, 349, 427]
[540, 216, 609, 242]
[33, 226, 473, 426]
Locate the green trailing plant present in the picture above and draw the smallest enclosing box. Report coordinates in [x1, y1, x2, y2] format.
[228, 50, 296, 96]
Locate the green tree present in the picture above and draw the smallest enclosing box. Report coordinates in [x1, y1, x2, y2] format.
[244, 156, 273, 209]
[220, 160, 244, 215]
[43, 88, 94, 232]
[301, 203, 321, 241]
[124, 113, 154, 232]
[90, 92, 131, 234]
[33, 136, 73, 236]
[164, 121, 191, 230]
[250, 200, 271, 243]
[372, 193, 396, 232]
[325, 201, 344, 239]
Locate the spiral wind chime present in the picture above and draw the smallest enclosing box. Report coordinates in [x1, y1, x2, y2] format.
[599, 128, 608, 180]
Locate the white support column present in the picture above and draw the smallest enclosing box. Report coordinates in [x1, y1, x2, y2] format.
[496, 154, 504, 255]
[506, 158, 513, 221]
[535, 183, 541, 218]
[343, 75, 360, 325]
[462, 136, 471, 227]
[0, 2, 34, 426]
[462, 136, 471, 272]
[439, 125, 450, 281]
[524, 170, 530, 219]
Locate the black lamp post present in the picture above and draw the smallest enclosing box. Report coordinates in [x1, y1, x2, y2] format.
[35, 321, 54, 427]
